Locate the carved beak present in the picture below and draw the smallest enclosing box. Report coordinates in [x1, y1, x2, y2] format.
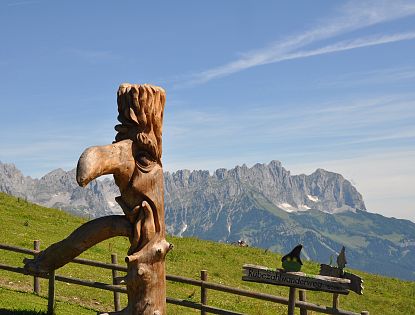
[76, 139, 135, 187]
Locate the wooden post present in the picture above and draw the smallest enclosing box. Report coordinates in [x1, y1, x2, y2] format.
[298, 290, 307, 315]
[361, 312, 369, 315]
[33, 240, 40, 294]
[332, 293, 339, 309]
[111, 253, 121, 311]
[288, 287, 296, 315]
[23, 84, 172, 314]
[201, 270, 208, 315]
[47, 270, 55, 315]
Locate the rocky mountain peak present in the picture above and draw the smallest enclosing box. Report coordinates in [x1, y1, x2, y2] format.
[41, 168, 67, 180]
[0, 161, 113, 218]
[0, 161, 33, 197]
[0, 160, 365, 217]
[164, 161, 366, 218]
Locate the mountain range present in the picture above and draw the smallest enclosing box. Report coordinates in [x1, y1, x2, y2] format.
[1, 160, 414, 281]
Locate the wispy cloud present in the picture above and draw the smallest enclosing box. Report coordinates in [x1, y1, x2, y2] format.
[163, 93, 415, 170]
[178, 1, 415, 86]
[270, 32, 415, 62]
[315, 66, 415, 89]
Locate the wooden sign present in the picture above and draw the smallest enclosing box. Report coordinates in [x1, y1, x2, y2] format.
[319, 263, 343, 278]
[242, 264, 351, 294]
[319, 264, 364, 295]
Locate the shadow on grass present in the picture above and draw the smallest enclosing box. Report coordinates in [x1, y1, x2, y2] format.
[0, 310, 46, 315]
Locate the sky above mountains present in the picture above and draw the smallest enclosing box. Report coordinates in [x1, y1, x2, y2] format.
[1, 1, 414, 222]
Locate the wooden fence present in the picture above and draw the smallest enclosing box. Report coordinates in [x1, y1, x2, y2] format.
[0, 241, 369, 315]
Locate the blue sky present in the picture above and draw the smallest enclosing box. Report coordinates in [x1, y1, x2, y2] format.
[1, 0, 414, 222]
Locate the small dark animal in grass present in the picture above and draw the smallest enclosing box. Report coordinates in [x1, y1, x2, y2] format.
[281, 244, 303, 272]
[187, 290, 196, 300]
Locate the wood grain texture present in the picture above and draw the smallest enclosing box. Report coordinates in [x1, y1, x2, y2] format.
[242, 264, 351, 294]
[24, 215, 132, 273]
[320, 264, 364, 295]
[24, 83, 171, 315]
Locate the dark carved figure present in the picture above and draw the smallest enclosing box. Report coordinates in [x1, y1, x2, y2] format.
[337, 246, 347, 270]
[281, 244, 303, 272]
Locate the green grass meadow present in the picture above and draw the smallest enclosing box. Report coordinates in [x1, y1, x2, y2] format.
[0, 192, 414, 314]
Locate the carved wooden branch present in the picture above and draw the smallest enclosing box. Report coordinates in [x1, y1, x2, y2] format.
[24, 215, 132, 274]
[24, 84, 170, 315]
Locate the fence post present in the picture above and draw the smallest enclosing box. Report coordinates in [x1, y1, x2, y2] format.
[298, 290, 307, 315]
[47, 270, 55, 315]
[201, 270, 208, 315]
[287, 287, 296, 315]
[111, 253, 121, 311]
[33, 240, 40, 295]
[332, 293, 339, 309]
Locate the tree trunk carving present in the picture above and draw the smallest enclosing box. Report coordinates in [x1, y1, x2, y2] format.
[24, 83, 171, 315]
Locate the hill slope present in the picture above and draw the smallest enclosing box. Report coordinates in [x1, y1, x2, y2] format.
[0, 193, 414, 315]
[1, 161, 415, 280]
[164, 162, 415, 280]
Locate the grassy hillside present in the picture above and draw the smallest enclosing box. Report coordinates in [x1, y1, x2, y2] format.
[0, 192, 414, 314]
[0, 286, 94, 314]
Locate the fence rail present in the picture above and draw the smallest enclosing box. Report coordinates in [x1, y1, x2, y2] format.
[0, 242, 369, 315]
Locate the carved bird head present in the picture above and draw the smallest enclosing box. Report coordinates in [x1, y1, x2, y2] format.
[76, 84, 166, 223]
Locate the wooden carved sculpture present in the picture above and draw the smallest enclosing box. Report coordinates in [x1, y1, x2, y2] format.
[24, 83, 171, 314]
